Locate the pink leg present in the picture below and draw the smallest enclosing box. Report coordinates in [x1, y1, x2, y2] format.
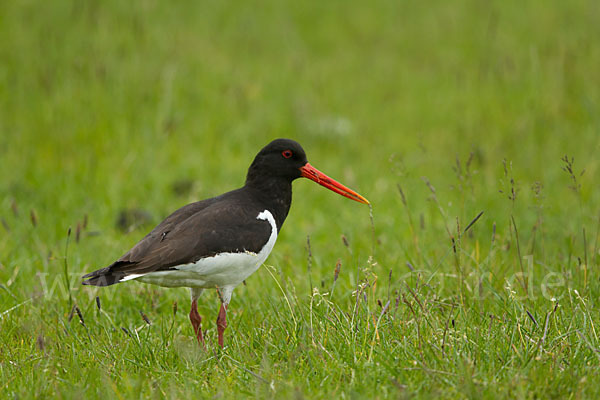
[216, 303, 228, 348]
[189, 299, 205, 348]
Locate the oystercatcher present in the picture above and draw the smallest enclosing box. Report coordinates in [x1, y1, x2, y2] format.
[82, 138, 369, 348]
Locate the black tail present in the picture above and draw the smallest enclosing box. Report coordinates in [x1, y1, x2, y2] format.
[82, 262, 132, 286]
[82, 271, 123, 286]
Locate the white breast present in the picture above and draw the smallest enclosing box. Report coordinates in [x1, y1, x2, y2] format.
[130, 210, 278, 290]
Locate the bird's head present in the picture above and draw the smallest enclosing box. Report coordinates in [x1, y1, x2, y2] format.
[247, 138, 369, 205]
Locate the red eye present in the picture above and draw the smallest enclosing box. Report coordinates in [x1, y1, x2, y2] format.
[282, 150, 293, 159]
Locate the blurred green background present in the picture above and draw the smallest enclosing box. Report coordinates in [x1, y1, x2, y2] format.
[1, 0, 599, 398]
[2, 0, 598, 256]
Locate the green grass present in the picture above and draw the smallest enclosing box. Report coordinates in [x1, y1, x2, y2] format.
[1, 0, 600, 398]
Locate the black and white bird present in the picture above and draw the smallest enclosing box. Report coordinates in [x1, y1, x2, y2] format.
[82, 138, 369, 348]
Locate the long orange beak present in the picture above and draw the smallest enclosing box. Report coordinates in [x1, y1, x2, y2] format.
[300, 163, 370, 205]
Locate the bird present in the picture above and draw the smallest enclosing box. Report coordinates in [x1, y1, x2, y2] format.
[82, 138, 369, 348]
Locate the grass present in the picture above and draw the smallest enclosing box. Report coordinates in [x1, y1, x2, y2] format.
[1, 0, 600, 398]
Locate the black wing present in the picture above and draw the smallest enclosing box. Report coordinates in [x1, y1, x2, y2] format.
[82, 191, 272, 286]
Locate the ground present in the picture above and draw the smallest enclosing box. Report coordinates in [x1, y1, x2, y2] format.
[1, 0, 599, 398]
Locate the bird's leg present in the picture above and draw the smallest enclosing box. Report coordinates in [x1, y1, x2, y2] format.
[215, 286, 233, 349]
[189, 298, 205, 348]
[216, 302, 228, 348]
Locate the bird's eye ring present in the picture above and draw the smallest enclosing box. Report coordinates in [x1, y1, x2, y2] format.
[282, 150, 293, 159]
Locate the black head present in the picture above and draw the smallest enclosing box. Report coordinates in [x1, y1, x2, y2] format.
[245, 138, 370, 206]
[246, 138, 308, 184]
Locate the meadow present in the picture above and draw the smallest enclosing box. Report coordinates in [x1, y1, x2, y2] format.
[1, 0, 599, 398]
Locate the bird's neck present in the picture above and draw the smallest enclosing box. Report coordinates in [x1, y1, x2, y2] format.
[244, 177, 292, 232]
